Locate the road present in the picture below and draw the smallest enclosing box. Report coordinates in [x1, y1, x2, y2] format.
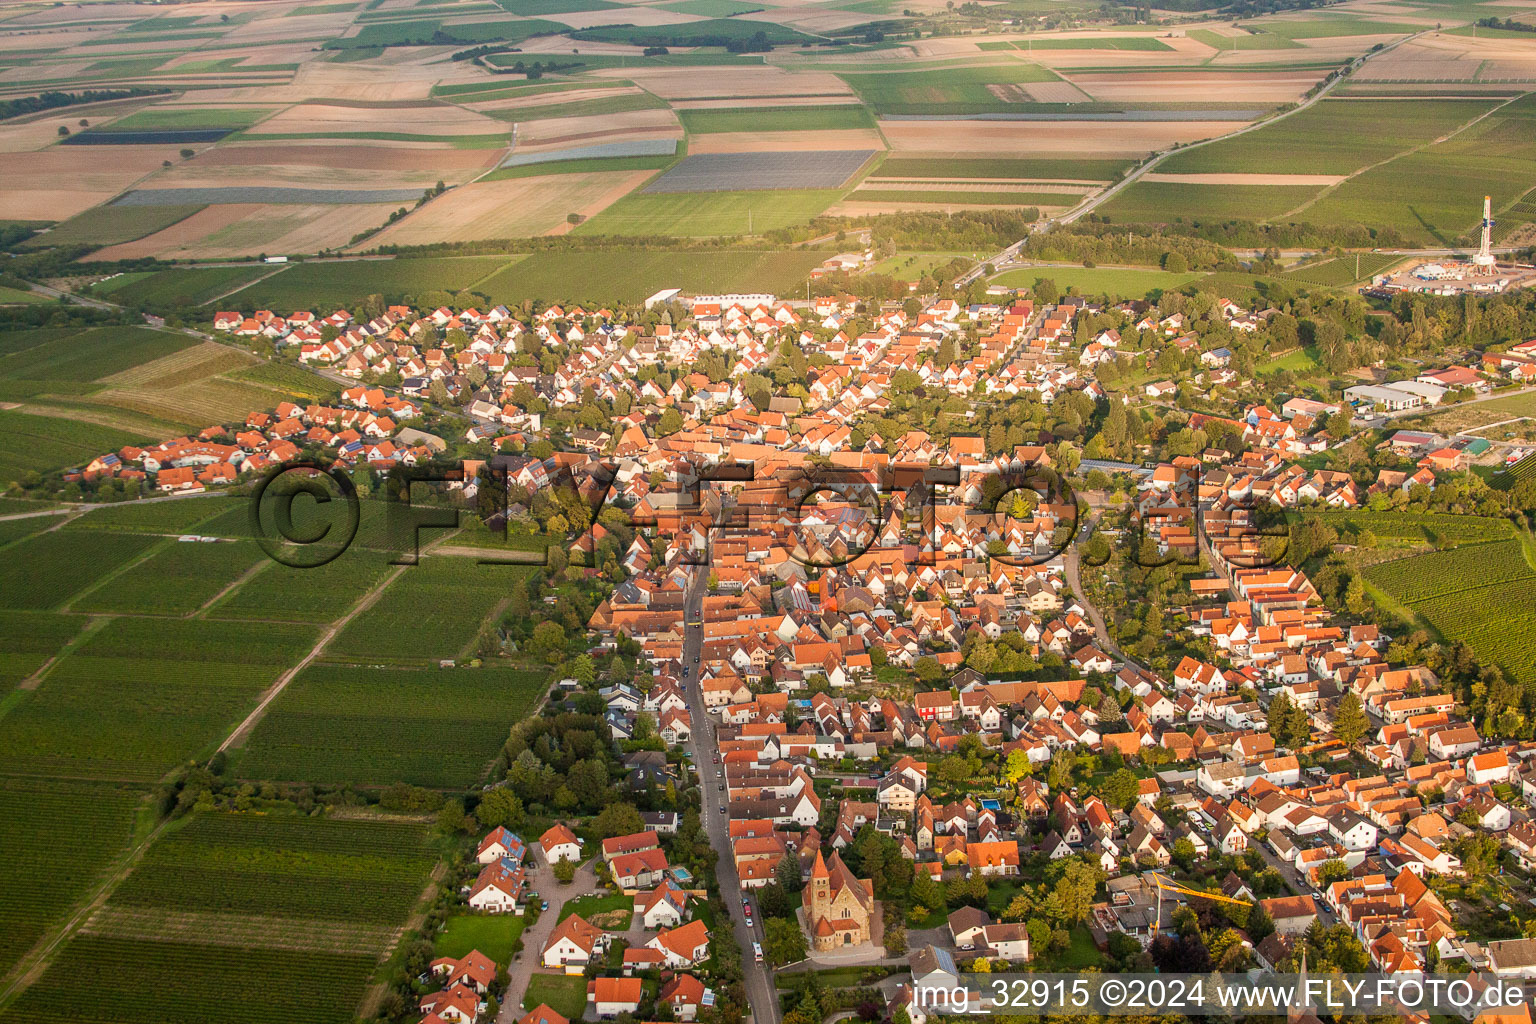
[495, 858, 599, 1024]
[679, 567, 781, 1024]
[953, 30, 1429, 290]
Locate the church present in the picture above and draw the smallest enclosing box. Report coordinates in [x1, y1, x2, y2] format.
[802, 849, 876, 951]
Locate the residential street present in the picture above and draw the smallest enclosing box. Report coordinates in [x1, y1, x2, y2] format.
[496, 858, 598, 1024]
[680, 565, 782, 1024]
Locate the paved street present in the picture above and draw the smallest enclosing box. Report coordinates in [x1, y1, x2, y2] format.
[680, 565, 782, 1024]
[497, 858, 598, 1024]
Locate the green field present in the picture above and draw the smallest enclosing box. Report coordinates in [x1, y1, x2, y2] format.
[0, 529, 161, 610]
[989, 264, 1207, 297]
[1365, 534, 1536, 684]
[93, 266, 275, 307]
[0, 617, 320, 780]
[875, 155, 1134, 182]
[524, 973, 590, 1019]
[101, 107, 271, 131]
[485, 91, 670, 122]
[1250, 15, 1427, 37]
[1296, 95, 1536, 244]
[0, 813, 438, 1024]
[325, 556, 525, 664]
[0, 610, 83, 687]
[67, 495, 235, 534]
[235, 663, 548, 787]
[0, 408, 152, 485]
[476, 249, 825, 302]
[222, 359, 337, 401]
[226, 255, 512, 310]
[847, 188, 1056, 206]
[1158, 98, 1498, 175]
[25, 205, 207, 248]
[494, 0, 620, 13]
[72, 539, 266, 616]
[0, 780, 144, 979]
[1282, 252, 1403, 285]
[0, 326, 196, 387]
[1188, 27, 1302, 49]
[569, 17, 814, 45]
[678, 105, 876, 133]
[1257, 345, 1321, 374]
[573, 189, 844, 237]
[211, 545, 395, 623]
[840, 62, 1060, 114]
[1099, 182, 1324, 224]
[0, 286, 45, 304]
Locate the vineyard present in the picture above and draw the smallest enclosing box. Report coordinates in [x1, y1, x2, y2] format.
[235, 663, 548, 788]
[0, 814, 440, 1024]
[1304, 509, 1516, 545]
[0, 530, 159, 610]
[1282, 252, 1403, 286]
[67, 495, 236, 534]
[0, 779, 143, 978]
[0, 619, 320, 780]
[73, 540, 266, 615]
[0, 611, 83, 686]
[1365, 535, 1536, 684]
[210, 546, 396, 623]
[325, 557, 528, 664]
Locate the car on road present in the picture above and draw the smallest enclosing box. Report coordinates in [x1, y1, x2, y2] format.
[742, 898, 750, 909]
[719, 805, 726, 815]
[540, 900, 549, 911]
[718, 783, 725, 792]
[681, 667, 690, 678]
[694, 655, 700, 663]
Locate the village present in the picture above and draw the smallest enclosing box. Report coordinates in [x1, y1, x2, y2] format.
[47, 280, 1536, 1024]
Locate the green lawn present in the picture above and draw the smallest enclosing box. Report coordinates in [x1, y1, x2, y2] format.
[572, 189, 844, 237]
[103, 107, 271, 131]
[1188, 27, 1303, 49]
[523, 972, 589, 1018]
[989, 265, 1206, 298]
[475, 249, 824, 303]
[558, 890, 632, 929]
[436, 913, 525, 966]
[1257, 345, 1322, 374]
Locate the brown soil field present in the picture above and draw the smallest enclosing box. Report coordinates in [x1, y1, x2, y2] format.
[0, 146, 178, 220]
[84, 204, 262, 261]
[603, 66, 856, 100]
[512, 35, 635, 53]
[880, 118, 1248, 155]
[363, 170, 649, 244]
[1022, 81, 1094, 102]
[689, 129, 886, 153]
[1143, 172, 1346, 184]
[246, 99, 506, 135]
[167, 201, 402, 258]
[149, 158, 471, 189]
[192, 142, 497, 171]
[858, 180, 1092, 193]
[1066, 70, 1319, 102]
[739, 7, 888, 31]
[0, 121, 85, 153]
[514, 108, 681, 149]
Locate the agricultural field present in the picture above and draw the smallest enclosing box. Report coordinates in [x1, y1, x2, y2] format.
[677, 106, 877, 133]
[0, 408, 151, 484]
[0, 530, 161, 611]
[0, 779, 145, 980]
[1365, 535, 1536, 684]
[989, 264, 1207, 297]
[71, 539, 267, 616]
[840, 62, 1061, 114]
[1282, 252, 1404, 286]
[0, 617, 320, 781]
[24, 205, 209, 248]
[643, 151, 875, 194]
[0, 326, 197, 393]
[1422, 388, 1536, 434]
[573, 189, 845, 236]
[875, 156, 1135, 181]
[1099, 181, 1325, 224]
[65, 495, 236, 535]
[325, 556, 527, 664]
[91, 266, 277, 307]
[475, 249, 826, 303]
[0, 813, 437, 1024]
[210, 545, 397, 623]
[226, 255, 513, 310]
[234, 663, 548, 787]
[0, 611, 83, 687]
[1158, 99, 1498, 175]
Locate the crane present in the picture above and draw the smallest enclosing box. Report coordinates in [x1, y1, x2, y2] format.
[1147, 873, 1252, 938]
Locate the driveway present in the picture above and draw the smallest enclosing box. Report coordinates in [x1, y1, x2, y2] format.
[497, 857, 598, 1023]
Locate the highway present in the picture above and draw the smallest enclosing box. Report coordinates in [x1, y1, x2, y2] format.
[679, 566, 781, 1024]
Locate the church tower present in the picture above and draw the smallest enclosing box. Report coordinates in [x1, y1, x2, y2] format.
[808, 849, 831, 918]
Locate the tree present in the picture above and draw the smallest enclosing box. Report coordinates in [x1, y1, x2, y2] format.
[776, 851, 803, 893]
[914, 657, 944, 684]
[1101, 768, 1140, 810]
[657, 408, 684, 436]
[591, 802, 644, 839]
[1163, 251, 1188, 274]
[553, 858, 576, 884]
[1333, 691, 1368, 746]
[764, 917, 807, 965]
[1246, 901, 1274, 943]
[476, 787, 524, 829]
